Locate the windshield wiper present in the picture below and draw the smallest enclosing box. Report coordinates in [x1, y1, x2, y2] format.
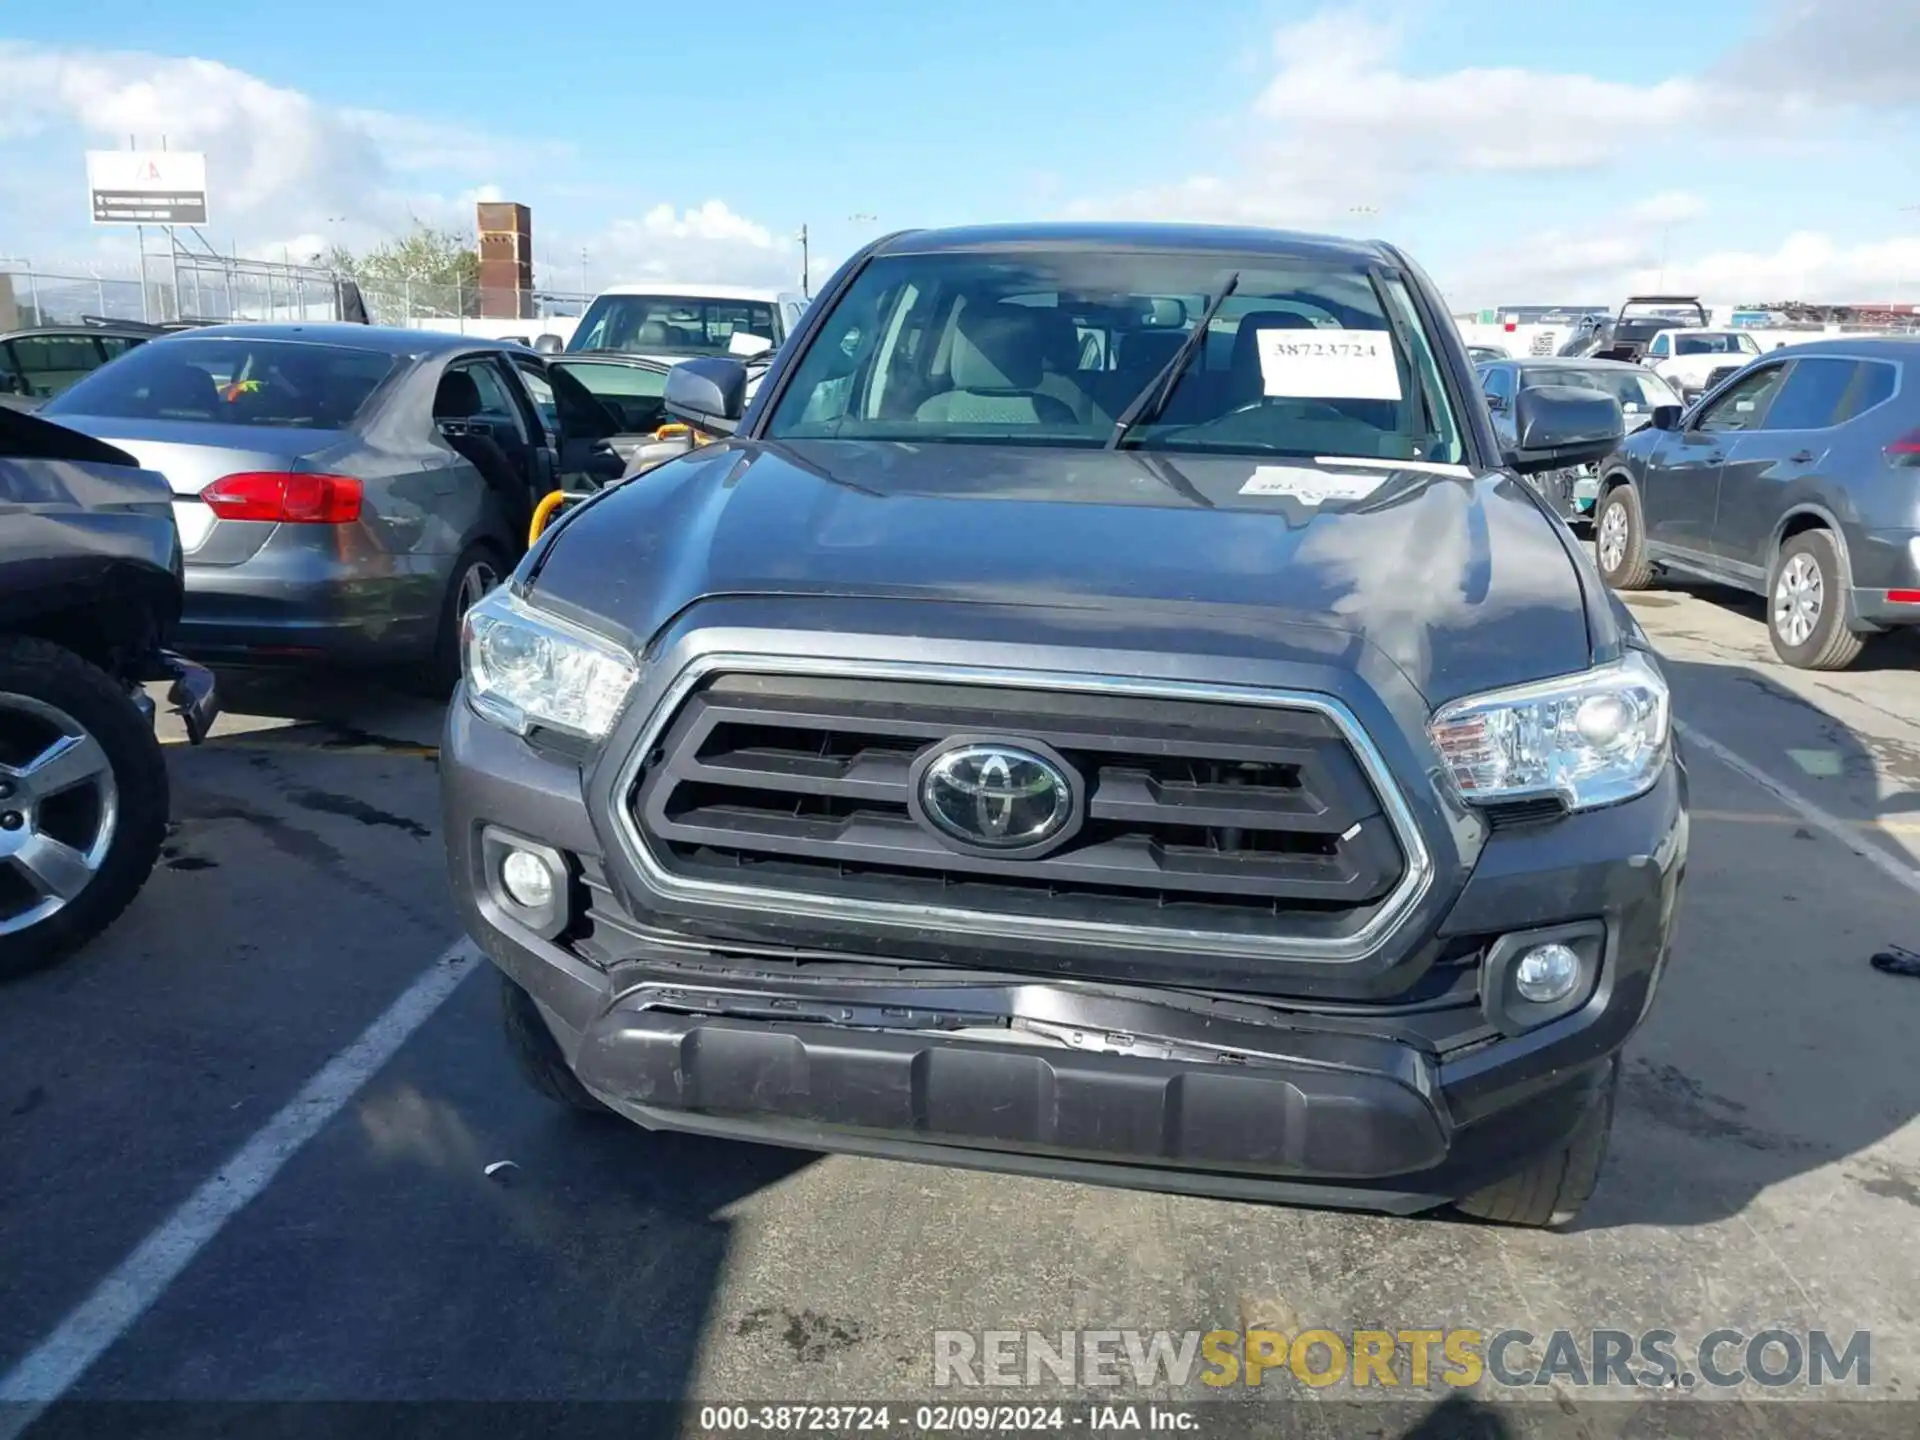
[1105, 273, 1240, 450]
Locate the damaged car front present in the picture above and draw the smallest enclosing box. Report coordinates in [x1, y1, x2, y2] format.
[441, 223, 1687, 1228]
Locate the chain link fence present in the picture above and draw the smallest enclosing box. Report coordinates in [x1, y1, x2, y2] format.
[1, 259, 590, 334]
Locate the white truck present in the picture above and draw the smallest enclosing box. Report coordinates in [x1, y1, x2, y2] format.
[1642, 327, 1764, 402]
[552, 282, 809, 365]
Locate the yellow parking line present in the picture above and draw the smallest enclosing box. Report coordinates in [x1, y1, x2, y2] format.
[1691, 807, 1920, 836]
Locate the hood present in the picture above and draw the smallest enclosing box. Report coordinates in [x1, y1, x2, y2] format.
[527, 440, 1598, 706]
[35, 414, 344, 497]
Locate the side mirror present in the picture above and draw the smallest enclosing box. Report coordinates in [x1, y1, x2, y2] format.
[663, 357, 748, 437]
[533, 333, 564, 355]
[1650, 404, 1683, 432]
[1503, 384, 1625, 475]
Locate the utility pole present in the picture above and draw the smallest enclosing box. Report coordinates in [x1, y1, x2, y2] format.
[796, 225, 810, 297]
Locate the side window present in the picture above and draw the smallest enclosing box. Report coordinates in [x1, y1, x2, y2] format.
[452, 358, 529, 441]
[10, 335, 106, 399]
[1758, 358, 1861, 431]
[510, 360, 559, 435]
[95, 336, 140, 361]
[1837, 361, 1898, 423]
[1649, 334, 1670, 358]
[0, 342, 25, 397]
[1482, 367, 1514, 408]
[1696, 364, 1787, 434]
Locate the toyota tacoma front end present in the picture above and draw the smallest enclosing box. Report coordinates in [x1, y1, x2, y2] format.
[441, 223, 1687, 1227]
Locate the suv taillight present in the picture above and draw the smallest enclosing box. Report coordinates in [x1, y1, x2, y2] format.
[202, 471, 363, 523]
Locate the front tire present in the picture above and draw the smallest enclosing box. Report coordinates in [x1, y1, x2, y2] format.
[0, 636, 169, 980]
[498, 970, 609, 1113]
[1768, 530, 1865, 671]
[1454, 1059, 1617, 1228]
[1593, 483, 1653, 590]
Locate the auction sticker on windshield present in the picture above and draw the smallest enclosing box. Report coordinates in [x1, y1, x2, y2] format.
[1256, 330, 1403, 401]
[1239, 465, 1385, 504]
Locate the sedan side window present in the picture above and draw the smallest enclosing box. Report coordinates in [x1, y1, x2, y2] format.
[1695, 365, 1787, 434]
[451, 359, 530, 443]
[10, 335, 105, 399]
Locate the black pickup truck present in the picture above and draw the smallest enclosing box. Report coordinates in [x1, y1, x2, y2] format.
[440, 223, 1688, 1228]
[0, 406, 216, 975]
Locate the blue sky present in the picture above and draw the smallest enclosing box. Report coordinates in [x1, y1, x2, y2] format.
[3, 0, 1916, 306]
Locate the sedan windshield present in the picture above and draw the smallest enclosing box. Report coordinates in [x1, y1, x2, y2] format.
[764, 249, 1464, 464]
[1524, 366, 1680, 415]
[44, 336, 401, 430]
[568, 294, 777, 355]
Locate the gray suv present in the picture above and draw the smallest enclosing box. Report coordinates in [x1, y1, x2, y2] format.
[1592, 337, 1920, 669]
[441, 223, 1687, 1229]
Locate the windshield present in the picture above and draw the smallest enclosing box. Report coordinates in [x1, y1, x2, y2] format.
[1675, 333, 1761, 356]
[568, 294, 777, 355]
[43, 336, 401, 429]
[763, 250, 1463, 463]
[1524, 366, 1680, 415]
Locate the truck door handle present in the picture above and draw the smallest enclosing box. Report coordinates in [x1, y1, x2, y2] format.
[1789, 450, 1815, 464]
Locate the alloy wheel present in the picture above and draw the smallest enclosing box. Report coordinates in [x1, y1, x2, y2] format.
[457, 558, 501, 616]
[1773, 551, 1823, 648]
[0, 694, 119, 937]
[1597, 501, 1629, 572]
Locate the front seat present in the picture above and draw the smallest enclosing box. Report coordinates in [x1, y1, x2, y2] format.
[635, 320, 675, 350]
[144, 362, 220, 418]
[1227, 310, 1318, 408]
[1029, 307, 1100, 424]
[434, 370, 531, 546]
[915, 306, 1076, 426]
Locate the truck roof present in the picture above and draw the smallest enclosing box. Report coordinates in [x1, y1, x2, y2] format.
[592, 282, 793, 302]
[872, 221, 1393, 265]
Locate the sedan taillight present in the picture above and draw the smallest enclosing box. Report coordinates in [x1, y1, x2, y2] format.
[1887, 430, 1920, 467]
[201, 472, 363, 523]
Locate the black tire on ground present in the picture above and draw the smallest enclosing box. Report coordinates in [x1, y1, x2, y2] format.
[498, 969, 609, 1113]
[1767, 529, 1867, 671]
[418, 542, 508, 696]
[1453, 1059, 1617, 1229]
[1593, 483, 1654, 590]
[0, 635, 169, 980]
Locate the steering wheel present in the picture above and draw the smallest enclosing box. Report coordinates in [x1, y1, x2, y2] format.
[1215, 397, 1353, 425]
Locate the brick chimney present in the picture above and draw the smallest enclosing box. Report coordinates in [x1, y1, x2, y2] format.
[476, 201, 533, 319]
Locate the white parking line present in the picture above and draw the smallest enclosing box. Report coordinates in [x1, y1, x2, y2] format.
[1676, 717, 1920, 899]
[0, 939, 479, 1433]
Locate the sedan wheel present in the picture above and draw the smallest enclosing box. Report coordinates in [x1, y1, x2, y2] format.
[1772, 552, 1823, 649]
[456, 556, 501, 618]
[0, 694, 119, 939]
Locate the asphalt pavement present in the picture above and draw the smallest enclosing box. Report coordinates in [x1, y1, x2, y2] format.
[2, 577, 1918, 1429]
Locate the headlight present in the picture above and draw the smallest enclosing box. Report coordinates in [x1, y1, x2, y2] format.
[1428, 649, 1671, 812]
[461, 589, 640, 742]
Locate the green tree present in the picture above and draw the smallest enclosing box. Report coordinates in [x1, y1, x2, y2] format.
[327, 220, 480, 319]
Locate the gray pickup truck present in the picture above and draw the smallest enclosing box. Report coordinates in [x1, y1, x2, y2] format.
[440, 222, 1688, 1229]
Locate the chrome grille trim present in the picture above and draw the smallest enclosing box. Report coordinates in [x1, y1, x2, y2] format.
[606, 651, 1435, 962]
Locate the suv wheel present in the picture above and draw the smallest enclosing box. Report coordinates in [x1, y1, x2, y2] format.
[1768, 530, 1865, 671]
[1454, 1058, 1617, 1228]
[1593, 483, 1653, 589]
[0, 636, 169, 979]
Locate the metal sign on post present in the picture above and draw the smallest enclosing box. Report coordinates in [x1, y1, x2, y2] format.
[86, 151, 209, 226]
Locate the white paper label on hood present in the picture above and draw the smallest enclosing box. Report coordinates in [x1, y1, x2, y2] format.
[1256, 330, 1403, 401]
[1239, 465, 1385, 504]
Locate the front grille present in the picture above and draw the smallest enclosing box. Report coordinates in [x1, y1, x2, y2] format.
[623, 672, 1411, 948]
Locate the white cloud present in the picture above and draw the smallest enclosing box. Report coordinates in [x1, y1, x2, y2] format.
[1730, 2, 1920, 107]
[0, 41, 795, 300]
[1626, 191, 1711, 227]
[1440, 227, 1920, 309]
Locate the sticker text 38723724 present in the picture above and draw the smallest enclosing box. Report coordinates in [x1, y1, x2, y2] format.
[1255, 330, 1404, 402]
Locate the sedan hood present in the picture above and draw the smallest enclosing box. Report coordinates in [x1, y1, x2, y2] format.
[529, 440, 1598, 705]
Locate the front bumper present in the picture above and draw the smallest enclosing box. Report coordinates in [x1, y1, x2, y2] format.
[444, 686, 1688, 1211]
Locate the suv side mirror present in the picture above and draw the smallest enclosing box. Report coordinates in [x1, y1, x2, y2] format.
[533, 333, 564, 354]
[663, 357, 749, 437]
[1503, 384, 1624, 475]
[1650, 403, 1683, 432]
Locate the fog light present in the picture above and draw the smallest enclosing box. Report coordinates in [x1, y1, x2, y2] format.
[1514, 943, 1581, 1004]
[500, 849, 555, 910]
